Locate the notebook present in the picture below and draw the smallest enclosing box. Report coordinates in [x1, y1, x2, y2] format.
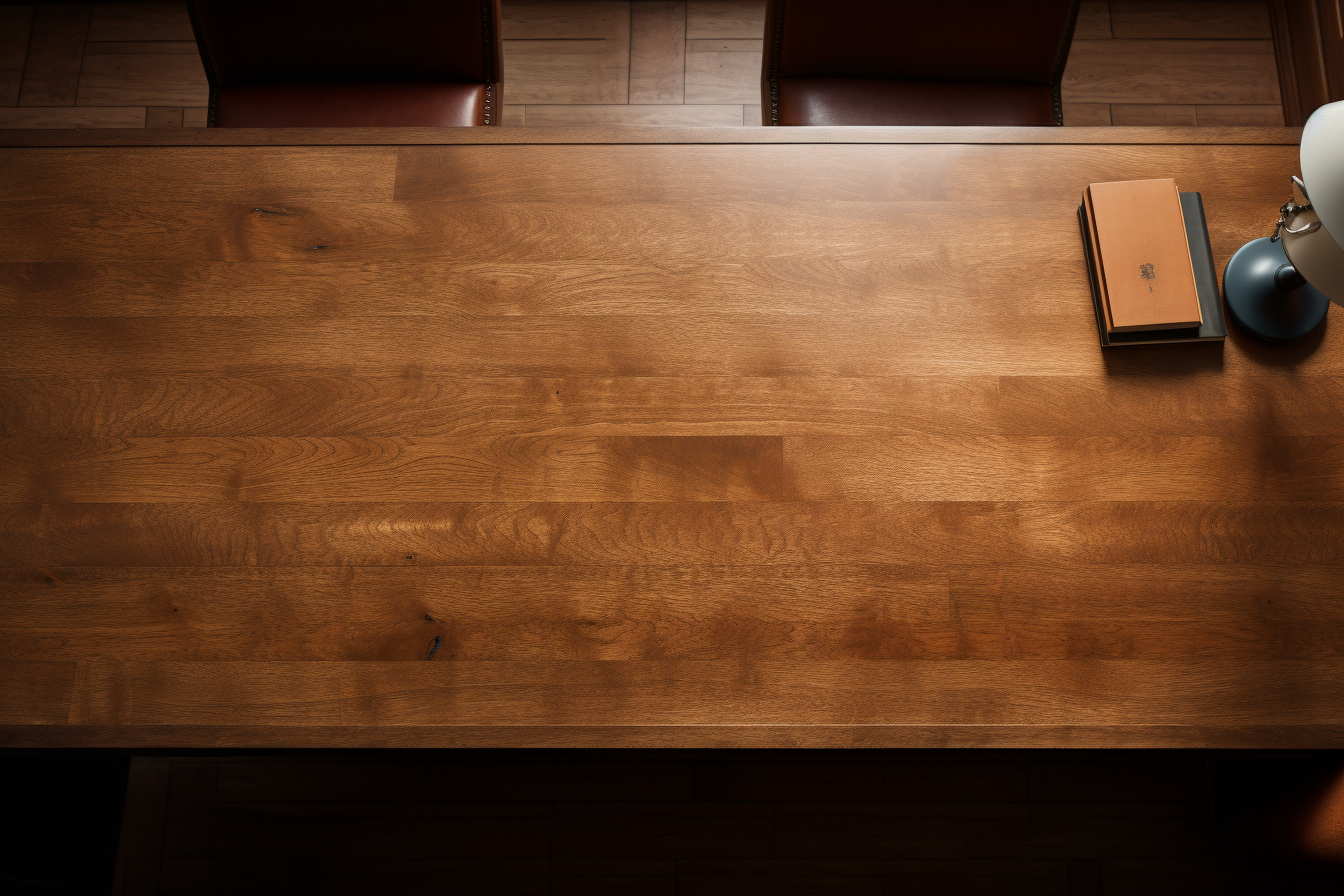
[1086, 178, 1203, 332]
[1078, 191, 1227, 347]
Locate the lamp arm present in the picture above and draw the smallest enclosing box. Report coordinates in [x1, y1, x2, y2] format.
[1271, 199, 1323, 242]
[1270, 177, 1324, 241]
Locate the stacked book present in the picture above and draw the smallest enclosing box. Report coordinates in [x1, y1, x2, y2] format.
[1078, 178, 1226, 346]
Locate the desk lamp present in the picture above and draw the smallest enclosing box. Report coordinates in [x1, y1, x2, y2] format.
[1223, 100, 1344, 342]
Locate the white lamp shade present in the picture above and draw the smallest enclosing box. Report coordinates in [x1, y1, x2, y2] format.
[1302, 100, 1344, 243]
[1285, 100, 1344, 305]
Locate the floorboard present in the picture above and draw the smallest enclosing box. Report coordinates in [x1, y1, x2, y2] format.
[630, 1, 686, 104]
[1063, 39, 1281, 105]
[75, 41, 207, 107]
[17, 3, 90, 107]
[86, 1, 194, 41]
[0, 5, 33, 106]
[686, 0, 766, 39]
[1108, 0, 1272, 39]
[145, 104, 183, 127]
[684, 38, 761, 104]
[1110, 103, 1200, 125]
[0, 106, 148, 127]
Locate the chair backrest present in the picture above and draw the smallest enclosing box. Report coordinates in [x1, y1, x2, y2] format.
[765, 0, 1078, 86]
[189, 0, 501, 88]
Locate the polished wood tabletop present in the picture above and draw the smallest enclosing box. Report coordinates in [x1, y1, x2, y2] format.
[1, 127, 1341, 749]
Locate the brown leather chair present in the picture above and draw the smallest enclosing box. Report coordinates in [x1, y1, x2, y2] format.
[762, 0, 1080, 126]
[188, 0, 502, 127]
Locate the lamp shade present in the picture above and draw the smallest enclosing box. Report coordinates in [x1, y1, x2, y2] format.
[1282, 100, 1344, 306]
[1302, 101, 1344, 243]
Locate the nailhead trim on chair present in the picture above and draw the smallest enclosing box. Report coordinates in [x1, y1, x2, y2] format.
[186, 1, 219, 127]
[768, 0, 785, 125]
[1050, 0, 1082, 126]
[480, 0, 496, 125]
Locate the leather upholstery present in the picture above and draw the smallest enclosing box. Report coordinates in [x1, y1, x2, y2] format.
[762, 0, 1079, 126]
[189, 0, 502, 127]
[776, 79, 1056, 127]
[216, 83, 488, 128]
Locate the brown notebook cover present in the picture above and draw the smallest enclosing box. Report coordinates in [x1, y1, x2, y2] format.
[1087, 178, 1202, 332]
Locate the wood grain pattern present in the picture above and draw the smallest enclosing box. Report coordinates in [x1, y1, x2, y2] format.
[12, 723, 1344, 749]
[86, 2, 194, 41]
[684, 39, 760, 104]
[0, 106, 148, 128]
[0, 374, 999, 437]
[0, 660, 79, 724]
[3, 138, 1343, 749]
[18, 3, 90, 107]
[0, 147, 398, 203]
[1064, 102, 1114, 125]
[630, 1, 687, 105]
[1063, 39, 1282, 104]
[0, 4, 33, 107]
[4, 501, 1343, 568]
[18, 658, 1344, 729]
[73, 41, 207, 107]
[501, 0, 630, 40]
[0, 435, 788, 503]
[785, 435, 1344, 502]
[686, 0, 766, 39]
[1075, 1, 1115, 40]
[1196, 103, 1285, 125]
[144, 106, 182, 128]
[11, 312, 1341, 378]
[503, 39, 631, 105]
[3, 373, 1341, 439]
[1110, 103, 1199, 125]
[502, 0, 631, 105]
[1109, 1, 1273, 39]
[3, 564, 1342, 663]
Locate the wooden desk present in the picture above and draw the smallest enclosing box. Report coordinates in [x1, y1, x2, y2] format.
[2, 127, 1342, 749]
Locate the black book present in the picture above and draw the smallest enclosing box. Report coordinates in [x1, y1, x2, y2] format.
[1078, 191, 1227, 346]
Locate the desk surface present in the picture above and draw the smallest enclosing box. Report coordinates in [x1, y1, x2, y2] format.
[2, 128, 1342, 749]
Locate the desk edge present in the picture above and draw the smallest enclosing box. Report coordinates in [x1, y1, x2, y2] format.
[0, 126, 1304, 148]
[3, 725, 1341, 750]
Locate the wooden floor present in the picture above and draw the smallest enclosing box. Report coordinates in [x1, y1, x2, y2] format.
[0, 0, 1285, 129]
[111, 752, 1343, 896]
